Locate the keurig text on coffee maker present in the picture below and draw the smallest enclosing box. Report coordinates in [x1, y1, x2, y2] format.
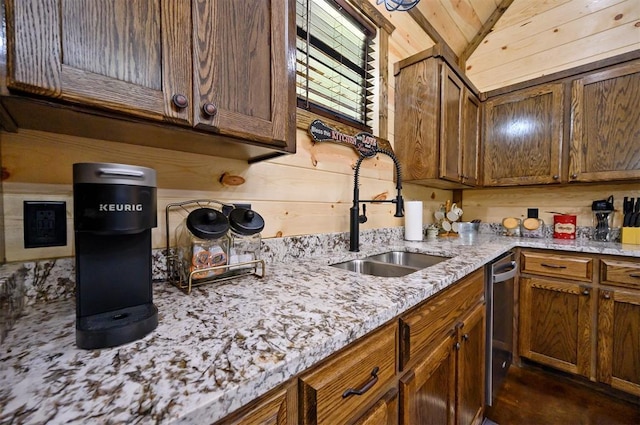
[73, 163, 158, 349]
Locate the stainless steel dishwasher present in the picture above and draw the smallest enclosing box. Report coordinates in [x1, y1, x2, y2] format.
[485, 250, 518, 406]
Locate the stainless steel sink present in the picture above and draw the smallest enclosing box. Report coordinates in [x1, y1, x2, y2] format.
[365, 251, 448, 269]
[330, 251, 448, 277]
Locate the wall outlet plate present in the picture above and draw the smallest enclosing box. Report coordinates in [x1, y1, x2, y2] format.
[23, 201, 67, 248]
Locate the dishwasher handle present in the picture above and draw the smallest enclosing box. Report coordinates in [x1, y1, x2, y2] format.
[493, 261, 517, 283]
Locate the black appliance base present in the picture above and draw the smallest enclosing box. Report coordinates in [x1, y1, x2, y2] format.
[76, 303, 158, 349]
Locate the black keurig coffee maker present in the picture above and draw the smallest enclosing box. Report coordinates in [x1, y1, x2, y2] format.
[73, 162, 158, 349]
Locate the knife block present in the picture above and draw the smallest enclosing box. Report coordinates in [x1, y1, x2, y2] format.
[621, 227, 640, 244]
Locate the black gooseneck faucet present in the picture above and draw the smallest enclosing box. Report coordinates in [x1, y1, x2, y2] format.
[350, 148, 404, 252]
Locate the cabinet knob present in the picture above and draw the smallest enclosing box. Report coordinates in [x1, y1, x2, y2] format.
[462, 333, 469, 341]
[570, 173, 578, 179]
[552, 175, 559, 180]
[454, 342, 461, 350]
[202, 102, 218, 118]
[603, 292, 611, 300]
[582, 288, 590, 296]
[171, 94, 189, 109]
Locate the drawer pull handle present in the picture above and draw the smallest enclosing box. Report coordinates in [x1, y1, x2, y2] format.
[541, 263, 567, 269]
[342, 367, 379, 398]
[629, 273, 640, 279]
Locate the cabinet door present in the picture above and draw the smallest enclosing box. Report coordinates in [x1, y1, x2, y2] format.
[440, 66, 464, 183]
[456, 302, 485, 425]
[483, 84, 564, 186]
[519, 277, 593, 377]
[192, 0, 294, 148]
[400, 332, 456, 425]
[353, 388, 399, 425]
[461, 90, 480, 186]
[569, 60, 640, 182]
[6, 0, 192, 124]
[597, 287, 640, 397]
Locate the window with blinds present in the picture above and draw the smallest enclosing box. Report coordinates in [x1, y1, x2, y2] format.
[296, 0, 376, 130]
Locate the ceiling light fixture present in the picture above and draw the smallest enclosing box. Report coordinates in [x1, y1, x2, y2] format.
[376, 0, 421, 11]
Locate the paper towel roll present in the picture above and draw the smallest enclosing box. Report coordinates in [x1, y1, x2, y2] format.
[404, 201, 423, 241]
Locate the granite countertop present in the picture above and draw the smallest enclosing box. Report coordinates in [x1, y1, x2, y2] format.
[1, 234, 639, 424]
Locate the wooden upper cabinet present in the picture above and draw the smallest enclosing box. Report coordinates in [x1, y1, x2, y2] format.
[395, 53, 480, 189]
[569, 60, 640, 183]
[6, 0, 192, 125]
[483, 83, 564, 186]
[192, 0, 293, 147]
[440, 68, 480, 187]
[440, 67, 464, 184]
[461, 89, 480, 186]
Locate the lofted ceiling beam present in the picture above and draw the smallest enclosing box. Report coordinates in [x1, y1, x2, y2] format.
[459, 0, 515, 70]
[408, 5, 458, 64]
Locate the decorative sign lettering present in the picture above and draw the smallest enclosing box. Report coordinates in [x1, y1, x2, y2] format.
[309, 119, 380, 158]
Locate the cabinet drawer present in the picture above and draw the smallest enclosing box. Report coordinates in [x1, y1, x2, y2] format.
[601, 259, 640, 289]
[299, 322, 396, 425]
[521, 251, 593, 281]
[399, 268, 484, 370]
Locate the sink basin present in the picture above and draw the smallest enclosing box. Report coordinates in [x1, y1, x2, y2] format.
[330, 251, 448, 277]
[330, 259, 419, 277]
[366, 251, 448, 269]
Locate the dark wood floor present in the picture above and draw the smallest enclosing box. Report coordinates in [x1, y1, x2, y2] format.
[485, 365, 640, 425]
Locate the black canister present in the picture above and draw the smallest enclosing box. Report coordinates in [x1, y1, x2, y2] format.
[73, 162, 158, 349]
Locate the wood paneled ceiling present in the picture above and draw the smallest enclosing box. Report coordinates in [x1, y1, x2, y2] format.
[389, 0, 640, 91]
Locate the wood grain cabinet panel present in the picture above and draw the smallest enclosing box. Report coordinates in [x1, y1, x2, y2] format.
[395, 54, 480, 189]
[519, 276, 593, 378]
[299, 322, 396, 425]
[399, 268, 484, 371]
[192, 0, 293, 147]
[456, 303, 485, 425]
[399, 269, 485, 425]
[521, 251, 593, 281]
[353, 388, 398, 425]
[400, 332, 456, 425]
[6, 0, 192, 124]
[597, 287, 640, 398]
[569, 60, 640, 183]
[483, 83, 564, 186]
[600, 259, 640, 290]
[219, 381, 297, 425]
[4, 0, 295, 154]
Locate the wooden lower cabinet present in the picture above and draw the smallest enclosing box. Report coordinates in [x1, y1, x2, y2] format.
[597, 286, 640, 397]
[354, 388, 399, 425]
[399, 302, 485, 425]
[456, 303, 486, 425]
[219, 381, 297, 425]
[399, 269, 486, 425]
[519, 250, 640, 399]
[519, 276, 593, 377]
[400, 332, 457, 425]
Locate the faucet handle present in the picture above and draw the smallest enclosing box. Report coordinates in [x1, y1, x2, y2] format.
[359, 204, 368, 224]
[394, 195, 404, 217]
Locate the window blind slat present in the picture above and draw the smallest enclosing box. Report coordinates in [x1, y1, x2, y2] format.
[296, 0, 374, 128]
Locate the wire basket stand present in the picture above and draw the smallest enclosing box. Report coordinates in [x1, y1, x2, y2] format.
[165, 199, 265, 294]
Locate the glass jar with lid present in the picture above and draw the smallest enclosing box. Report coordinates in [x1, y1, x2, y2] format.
[176, 207, 230, 282]
[228, 207, 264, 271]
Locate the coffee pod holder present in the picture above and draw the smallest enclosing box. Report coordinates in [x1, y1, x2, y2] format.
[165, 199, 265, 294]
